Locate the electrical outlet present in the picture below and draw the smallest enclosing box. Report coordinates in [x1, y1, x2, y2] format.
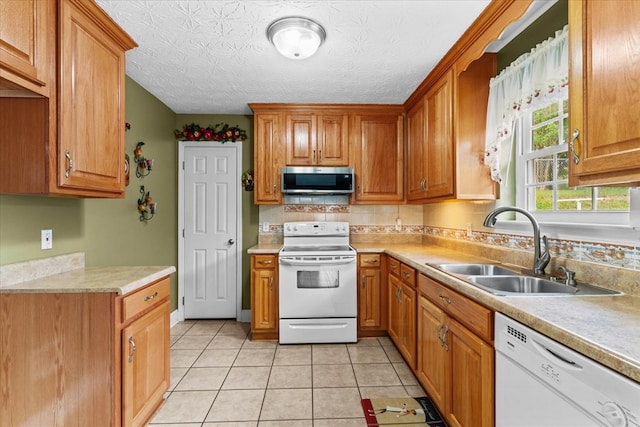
[41, 229, 53, 250]
[262, 222, 270, 232]
[395, 217, 402, 231]
[466, 223, 473, 237]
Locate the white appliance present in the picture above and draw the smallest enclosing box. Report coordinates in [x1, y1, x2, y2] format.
[495, 313, 640, 427]
[278, 221, 357, 344]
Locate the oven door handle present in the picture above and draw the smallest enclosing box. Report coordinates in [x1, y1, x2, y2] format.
[279, 258, 356, 266]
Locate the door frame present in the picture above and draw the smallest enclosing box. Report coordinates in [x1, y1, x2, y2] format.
[177, 141, 243, 322]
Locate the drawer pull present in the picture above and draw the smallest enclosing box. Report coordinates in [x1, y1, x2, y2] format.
[438, 294, 451, 305]
[144, 291, 158, 302]
[364, 259, 377, 264]
[128, 336, 136, 363]
[390, 264, 398, 270]
[259, 260, 273, 265]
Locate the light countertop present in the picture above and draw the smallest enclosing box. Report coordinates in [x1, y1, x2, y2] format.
[248, 242, 640, 383]
[0, 265, 176, 296]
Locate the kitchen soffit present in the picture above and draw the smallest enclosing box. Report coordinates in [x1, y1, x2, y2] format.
[96, 0, 490, 115]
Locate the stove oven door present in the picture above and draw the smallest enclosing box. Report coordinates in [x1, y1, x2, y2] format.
[278, 255, 357, 318]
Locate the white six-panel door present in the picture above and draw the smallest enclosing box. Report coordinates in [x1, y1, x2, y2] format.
[178, 141, 242, 320]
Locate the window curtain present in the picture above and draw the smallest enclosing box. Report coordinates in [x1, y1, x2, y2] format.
[484, 25, 569, 183]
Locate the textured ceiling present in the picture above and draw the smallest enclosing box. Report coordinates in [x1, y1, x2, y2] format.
[96, 0, 491, 114]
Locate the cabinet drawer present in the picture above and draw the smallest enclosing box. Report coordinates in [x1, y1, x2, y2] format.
[400, 264, 416, 287]
[418, 274, 492, 342]
[359, 253, 381, 268]
[253, 255, 277, 268]
[122, 277, 170, 322]
[388, 257, 401, 277]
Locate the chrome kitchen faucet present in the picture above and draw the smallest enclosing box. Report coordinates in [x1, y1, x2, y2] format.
[483, 206, 550, 275]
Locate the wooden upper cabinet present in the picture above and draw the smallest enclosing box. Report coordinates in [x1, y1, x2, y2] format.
[454, 53, 497, 200]
[58, 0, 135, 195]
[0, 0, 53, 96]
[406, 99, 427, 201]
[406, 71, 454, 202]
[0, 0, 137, 197]
[351, 109, 404, 203]
[568, 0, 640, 186]
[253, 111, 284, 204]
[424, 70, 454, 200]
[285, 112, 349, 166]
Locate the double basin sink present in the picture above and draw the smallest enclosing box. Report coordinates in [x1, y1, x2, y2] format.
[430, 263, 621, 296]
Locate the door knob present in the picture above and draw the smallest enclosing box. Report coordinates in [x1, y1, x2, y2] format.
[228, 239, 235, 245]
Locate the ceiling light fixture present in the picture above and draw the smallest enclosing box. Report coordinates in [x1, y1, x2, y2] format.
[267, 17, 326, 60]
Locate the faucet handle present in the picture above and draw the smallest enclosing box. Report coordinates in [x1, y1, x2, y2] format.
[558, 265, 577, 286]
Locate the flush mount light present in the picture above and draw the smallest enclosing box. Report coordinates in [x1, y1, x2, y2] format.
[267, 16, 326, 59]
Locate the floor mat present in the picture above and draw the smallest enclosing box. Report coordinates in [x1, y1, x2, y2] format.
[361, 396, 447, 426]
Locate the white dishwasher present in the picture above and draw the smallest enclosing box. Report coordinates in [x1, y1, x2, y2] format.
[495, 313, 640, 427]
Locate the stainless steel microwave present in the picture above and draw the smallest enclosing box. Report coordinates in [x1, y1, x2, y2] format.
[281, 166, 354, 195]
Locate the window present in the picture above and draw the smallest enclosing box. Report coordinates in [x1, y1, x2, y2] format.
[515, 97, 630, 219]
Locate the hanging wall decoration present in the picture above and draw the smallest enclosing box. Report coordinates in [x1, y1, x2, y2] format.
[137, 185, 157, 221]
[134, 141, 154, 178]
[174, 122, 247, 143]
[241, 169, 254, 191]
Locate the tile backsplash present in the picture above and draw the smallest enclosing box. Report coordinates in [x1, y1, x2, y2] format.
[258, 201, 639, 275]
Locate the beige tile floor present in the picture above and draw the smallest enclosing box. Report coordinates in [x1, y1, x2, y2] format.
[149, 319, 426, 426]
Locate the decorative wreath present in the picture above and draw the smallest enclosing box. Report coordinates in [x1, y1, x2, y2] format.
[175, 122, 247, 142]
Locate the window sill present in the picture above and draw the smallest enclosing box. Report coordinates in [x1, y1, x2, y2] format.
[491, 218, 640, 246]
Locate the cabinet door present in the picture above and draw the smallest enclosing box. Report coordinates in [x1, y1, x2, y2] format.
[254, 113, 284, 204]
[423, 70, 454, 199]
[359, 267, 383, 330]
[398, 281, 416, 368]
[251, 262, 278, 332]
[285, 113, 316, 165]
[568, 0, 640, 186]
[0, 0, 52, 95]
[317, 114, 349, 165]
[352, 112, 404, 203]
[58, 0, 129, 194]
[446, 318, 494, 427]
[122, 301, 170, 427]
[406, 99, 427, 201]
[417, 296, 448, 413]
[387, 274, 401, 343]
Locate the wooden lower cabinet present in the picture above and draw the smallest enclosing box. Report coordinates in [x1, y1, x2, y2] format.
[358, 253, 387, 336]
[0, 276, 171, 427]
[387, 258, 417, 368]
[122, 300, 170, 427]
[250, 254, 278, 340]
[417, 274, 494, 427]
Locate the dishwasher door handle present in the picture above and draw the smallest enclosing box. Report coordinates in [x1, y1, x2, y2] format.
[532, 338, 583, 370]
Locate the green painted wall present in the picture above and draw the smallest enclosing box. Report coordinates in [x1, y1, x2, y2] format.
[0, 78, 257, 313]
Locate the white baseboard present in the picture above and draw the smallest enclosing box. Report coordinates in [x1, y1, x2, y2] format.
[170, 308, 251, 326]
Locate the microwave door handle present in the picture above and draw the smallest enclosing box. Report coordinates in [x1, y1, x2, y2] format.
[279, 258, 355, 266]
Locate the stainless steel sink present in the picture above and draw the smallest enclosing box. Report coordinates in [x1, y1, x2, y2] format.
[465, 275, 621, 296]
[433, 263, 517, 276]
[429, 263, 622, 296]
